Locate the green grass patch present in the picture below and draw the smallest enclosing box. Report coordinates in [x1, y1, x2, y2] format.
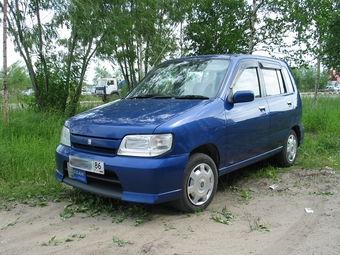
[297, 96, 340, 169]
[0, 109, 66, 201]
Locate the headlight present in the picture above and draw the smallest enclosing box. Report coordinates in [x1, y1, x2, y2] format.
[60, 126, 71, 147]
[118, 134, 173, 157]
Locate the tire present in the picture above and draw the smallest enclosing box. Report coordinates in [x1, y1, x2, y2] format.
[172, 153, 218, 213]
[275, 129, 298, 167]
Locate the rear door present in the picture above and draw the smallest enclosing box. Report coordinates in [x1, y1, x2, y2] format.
[225, 60, 271, 165]
[259, 61, 295, 149]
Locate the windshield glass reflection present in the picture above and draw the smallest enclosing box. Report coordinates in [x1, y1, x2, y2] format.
[127, 59, 230, 99]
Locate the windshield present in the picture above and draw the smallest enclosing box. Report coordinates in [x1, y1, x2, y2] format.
[126, 59, 230, 99]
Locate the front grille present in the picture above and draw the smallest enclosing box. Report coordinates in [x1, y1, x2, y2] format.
[70, 134, 120, 157]
[73, 142, 117, 156]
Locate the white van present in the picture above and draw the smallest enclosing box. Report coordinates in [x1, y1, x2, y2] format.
[95, 77, 120, 97]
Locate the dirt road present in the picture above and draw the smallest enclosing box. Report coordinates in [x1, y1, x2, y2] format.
[1, 168, 339, 255]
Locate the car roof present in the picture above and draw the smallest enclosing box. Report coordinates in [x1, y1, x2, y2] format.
[163, 54, 285, 66]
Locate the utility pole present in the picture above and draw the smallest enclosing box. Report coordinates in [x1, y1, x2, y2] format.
[3, 0, 9, 124]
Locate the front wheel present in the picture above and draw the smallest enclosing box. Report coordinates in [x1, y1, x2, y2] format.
[275, 129, 298, 167]
[172, 153, 218, 213]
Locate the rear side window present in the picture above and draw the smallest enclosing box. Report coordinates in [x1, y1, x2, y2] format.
[233, 67, 261, 97]
[282, 68, 295, 93]
[262, 69, 287, 96]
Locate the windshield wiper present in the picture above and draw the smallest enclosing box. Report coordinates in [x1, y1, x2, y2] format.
[174, 95, 210, 100]
[128, 94, 173, 99]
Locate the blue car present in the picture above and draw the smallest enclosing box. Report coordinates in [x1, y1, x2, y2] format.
[55, 54, 304, 212]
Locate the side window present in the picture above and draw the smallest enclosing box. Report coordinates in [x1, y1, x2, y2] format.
[282, 68, 294, 93]
[234, 68, 261, 97]
[262, 69, 286, 96]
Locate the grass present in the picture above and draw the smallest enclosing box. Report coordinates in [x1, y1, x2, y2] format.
[0, 96, 339, 219]
[0, 109, 66, 201]
[297, 96, 340, 169]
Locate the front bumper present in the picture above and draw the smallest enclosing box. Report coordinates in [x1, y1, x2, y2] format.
[55, 144, 188, 204]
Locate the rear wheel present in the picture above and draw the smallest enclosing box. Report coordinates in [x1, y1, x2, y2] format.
[275, 129, 298, 167]
[172, 153, 218, 213]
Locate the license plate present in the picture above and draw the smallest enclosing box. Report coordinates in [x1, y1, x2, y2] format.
[68, 163, 87, 183]
[69, 156, 105, 175]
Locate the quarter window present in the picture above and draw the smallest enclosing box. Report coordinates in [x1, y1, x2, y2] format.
[282, 68, 294, 93]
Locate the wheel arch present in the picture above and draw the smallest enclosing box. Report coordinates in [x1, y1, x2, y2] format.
[190, 143, 220, 172]
[292, 125, 301, 146]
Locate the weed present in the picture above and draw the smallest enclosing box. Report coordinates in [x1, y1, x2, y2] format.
[111, 213, 126, 223]
[265, 167, 278, 181]
[0, 203, 10, 211]
[108, 236, 133, 247]
[164, 223, 176, 231]
[187, 226, 194, 232]
[241, 189, 252, 204]
[309, 191, 333, 196]
[1, 218, 19, 230]
[250, 217, 269, 232]
[211, 206, 234, 225]
[187, 208, 203, 217]
[134, 218, 143, 226]
[293, 180, 301, 187]
[42, 236, 58, 246]
[42, 233, 86, 246]
[60, 204, 75, 220]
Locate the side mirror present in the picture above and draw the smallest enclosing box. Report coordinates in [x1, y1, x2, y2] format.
[232, 90, 255, 104]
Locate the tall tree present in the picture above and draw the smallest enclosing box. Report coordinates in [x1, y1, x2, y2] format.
[323, 1, 340, 71]
[246, 0, 292, 54]
[285, 0, 337, 105]
[97, 0, 180, 91]
[184, 0, 248, 55]
[0, 0, 117, 116]
[183, 0, 292, 56]
[2, 0, 8, 123]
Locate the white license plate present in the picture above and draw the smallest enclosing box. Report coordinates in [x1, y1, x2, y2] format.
[69, 156, 105, 175]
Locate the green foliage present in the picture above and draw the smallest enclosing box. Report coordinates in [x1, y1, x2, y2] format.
[323, 8, 340, 70]
[291, 67, 329, 91]
[92, 67, 113, 85]
[285, 0, 337, 68]
[184, 0, 248, 55]
[1, 61, 31, 96]
[97, 0, 180, 90]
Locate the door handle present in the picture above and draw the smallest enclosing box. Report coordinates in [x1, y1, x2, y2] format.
[287, 101, 292, 106]
[258, 105, 266, 111]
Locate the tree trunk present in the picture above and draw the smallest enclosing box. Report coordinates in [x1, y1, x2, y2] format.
[2, 0, 9, 124]
[313, 41, 322, 107]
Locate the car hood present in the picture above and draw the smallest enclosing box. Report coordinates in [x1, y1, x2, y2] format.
[67, 99, 206, 138]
